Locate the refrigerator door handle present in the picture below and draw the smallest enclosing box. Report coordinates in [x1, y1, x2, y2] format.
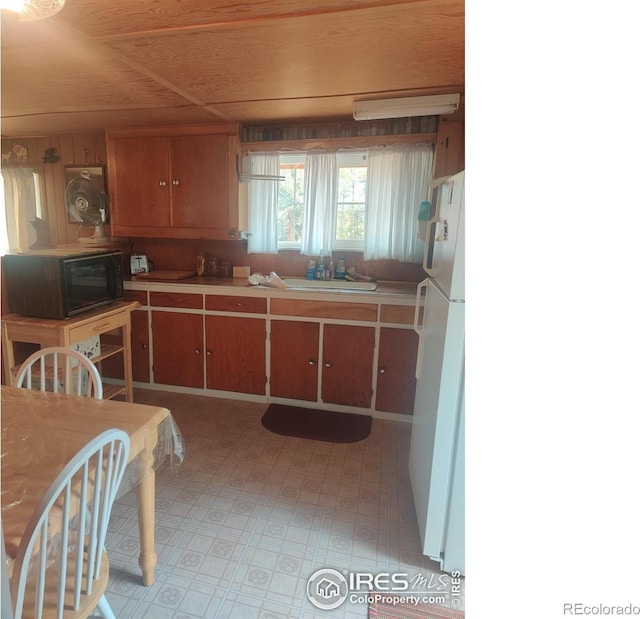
[413, 277, 429, 336]
[414, 277, 430, 379]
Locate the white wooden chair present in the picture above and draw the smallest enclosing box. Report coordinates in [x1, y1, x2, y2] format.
[2, 518, 14, 619]
[8, 429, 130, 619]
[15, 347, 103, 399]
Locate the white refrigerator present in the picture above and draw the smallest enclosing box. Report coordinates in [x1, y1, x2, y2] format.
[410, 170, 465, 575]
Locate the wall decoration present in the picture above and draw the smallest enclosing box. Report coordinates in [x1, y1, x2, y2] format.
[1, 143, 29, 165]
[42, 147, 60, 163]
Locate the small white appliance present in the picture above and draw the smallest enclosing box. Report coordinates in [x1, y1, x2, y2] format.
[410, 170, 465, 574]
[130, 254, 149, 274]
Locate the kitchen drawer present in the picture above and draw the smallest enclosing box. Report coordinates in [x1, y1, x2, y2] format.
[67, 312, 128, 342]
[270, 299, 377, 321]
[380, 304, 414, 325]
[149, 291, 203, 309]
[124, 289, 148, 305]
[205, 295, 267, 314]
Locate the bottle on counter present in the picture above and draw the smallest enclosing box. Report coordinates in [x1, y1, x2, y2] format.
[329, 259, 335, 280]
[306, 260, 317, 280]
[221, 261, 233, 277]
[206, 256, 220, 277]
[335, 256, 346, 279]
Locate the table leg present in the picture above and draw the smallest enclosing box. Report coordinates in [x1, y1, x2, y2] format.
[1, 323, 16, 386]
[122, 321, 134, 403]
[136, 447, 157, 586]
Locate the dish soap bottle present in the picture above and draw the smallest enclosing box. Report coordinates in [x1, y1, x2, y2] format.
[335, 256, 346, 279]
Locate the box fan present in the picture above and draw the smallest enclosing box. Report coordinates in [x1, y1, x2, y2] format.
[65, 169, 109, 243]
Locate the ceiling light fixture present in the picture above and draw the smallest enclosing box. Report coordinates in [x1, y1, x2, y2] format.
[0, 0, 65, 21]
[353, 94, 460, 121]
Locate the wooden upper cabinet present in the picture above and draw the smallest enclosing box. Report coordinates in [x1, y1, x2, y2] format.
[170, 134, 229, 230]
[108, 136, 171, 228]
[433, 114, 465, 179]
[106, 124, 240, 240]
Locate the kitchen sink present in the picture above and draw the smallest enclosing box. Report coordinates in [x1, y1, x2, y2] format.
[282, 278, 378, 291]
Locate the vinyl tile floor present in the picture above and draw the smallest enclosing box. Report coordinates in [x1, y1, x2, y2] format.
[102, 389, 465, 618]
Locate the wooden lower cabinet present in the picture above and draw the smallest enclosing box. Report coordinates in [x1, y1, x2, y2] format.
[131, 310, 151, 383]
[121, 287, 418, 416]
[270, 320, 319, 401]
[152, 311, 204, 388]
[322, 324, 375, 408]
[101, 309, 150, 383]
[205, 315, 266, 395]
[375, 327, 418, 415]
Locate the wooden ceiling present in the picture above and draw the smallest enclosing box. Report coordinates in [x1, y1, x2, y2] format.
[0, 0, 464, 137]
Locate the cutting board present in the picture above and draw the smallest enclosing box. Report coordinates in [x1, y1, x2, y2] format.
[134, 270, 196, 280]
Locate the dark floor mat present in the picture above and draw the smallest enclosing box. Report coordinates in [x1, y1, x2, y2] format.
[261, 404, 372, 443]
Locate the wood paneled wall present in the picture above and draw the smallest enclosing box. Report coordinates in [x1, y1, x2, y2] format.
[2, 114, 463, 282]
[1, 134, 106, 246]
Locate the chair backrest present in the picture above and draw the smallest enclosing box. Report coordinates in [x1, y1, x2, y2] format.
[15, 347, 103, 399]
[9, 429, 130, 619]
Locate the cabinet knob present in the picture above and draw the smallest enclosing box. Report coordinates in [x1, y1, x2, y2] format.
[308, 359, 316, 366]
[159, 180, 167, 187]
[142, 344, 148, 350]
[195, 348, 201, 354]
[172, 179, 180, 186]
[206, 350, 212, 356]
[379, 367, 386, 374]
[324, 361, 332, 368]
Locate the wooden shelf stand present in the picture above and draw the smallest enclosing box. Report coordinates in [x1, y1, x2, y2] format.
[1, 301, 140, 402]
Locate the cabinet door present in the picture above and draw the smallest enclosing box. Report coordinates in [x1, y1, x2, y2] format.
[98, 309, 150, 383]
[110, 136, 171, 228]
[131, 310, 150, 383]
[270, 320, 319, 401]
[433, 115, 465, 178]
[152, 311, 204, 388]
[322, 324, 374, 408]
[171, 134, 229, 230]
[375, 327, 418, 415]
[205, 315, 265, 395]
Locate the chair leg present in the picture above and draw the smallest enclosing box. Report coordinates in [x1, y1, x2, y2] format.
[97, 595, 116, 619]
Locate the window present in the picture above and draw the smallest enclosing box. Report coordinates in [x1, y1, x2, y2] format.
[247, 143, 433, 261]
[277, 151, 368, 251]
[336, 152, 367, 250]
[1, 168, 43, 254]
[277, 156, 304, 245]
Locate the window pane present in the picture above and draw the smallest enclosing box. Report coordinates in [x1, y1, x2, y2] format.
[277, 164, 304, 243]
[336, 166, 366, 241]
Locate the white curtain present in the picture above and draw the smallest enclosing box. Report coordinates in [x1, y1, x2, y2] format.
[364, 143, 433, 262]
[301, 151, 337, 257]
[247, 152, 280, 254]
[1, 168, 39, 253]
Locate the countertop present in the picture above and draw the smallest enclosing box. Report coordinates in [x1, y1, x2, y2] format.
[127, 274, 419, 300]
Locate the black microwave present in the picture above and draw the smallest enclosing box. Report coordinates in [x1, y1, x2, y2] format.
[3, 250, 124, 319]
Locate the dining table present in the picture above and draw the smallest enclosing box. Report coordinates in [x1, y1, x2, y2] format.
[1, 385, 184, 587]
